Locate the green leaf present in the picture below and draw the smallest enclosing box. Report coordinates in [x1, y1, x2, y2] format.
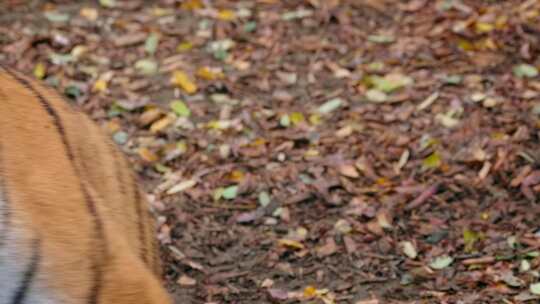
[145, 33, 160, 55]
[530, 282, 540, 295]
[442, 75, 462, 85]
[281, 9, 313, 20]
[107, 102, 126, 117]
[99, 0, 116, 8]
[244, 21, 257, 32]
[463, 229, 479, 253]
[280, 114, 290, 127]
[366, 61, 384, 71]
[170, 100, 191, 117]
[49, 53, 74, 65]
[365, 89, 388, 103]
[222, 185, 238, 200]
[112, 131, 128, 145]
[429, 255, 454, 270]
[513, 64, 538, 78]
[422, 152, 441, 170]
[44, 11, 70, 23]
[526, 251, 540, 258]
[208, 39, 235, 61]
[258, 191, 271, 206]
[367, 35, 395, 44]
[64, 85, 81, 99]
[370, 74, 413, 93]
[134, 59, 158, 75]
[317, 98, 344, 114]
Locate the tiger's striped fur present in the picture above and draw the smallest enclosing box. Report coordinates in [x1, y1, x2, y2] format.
[0, 66, 172, 304]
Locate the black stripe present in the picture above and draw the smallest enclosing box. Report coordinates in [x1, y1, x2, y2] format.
[107, 141, 148, 264]
[109, 144, 148, 263]
[132, 184, 149, 264]
[2, 68, 107, 304]
[152, 235, 162, 276]
[11, 238, 41, 304]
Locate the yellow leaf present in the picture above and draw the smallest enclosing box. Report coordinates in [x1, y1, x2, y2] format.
[290, 112, 305, 125]
[171, 71, 197, 94]
[475, 22, 494, 33]
[304, 286, 317, 298]
[228, 170, 245, 182]
[485, 38, 497, 50]
[207, 120, 231, 130]
[33, 63, 46, 79]
[304, 149, 319, 157]
[105, 120, 121, 133]
[217, 9, 236, 21]
[80, 7, 98, 21]
[177, 41, 193, 52]
[138, 147, 159, 162]
[177, 140, 188, 154]
[139, 108, 163, 126]
[278, 239, 305, 250]
[308, 114, 322, 125]
[250, 138, 267, 147]
[149, 116, 174, 133]
[491, 132, 507, 140]
[93, 79, 108, 92]
[375, 177, 390, 186]
[181, 0, 203, 10]
[196, 66, 224, 80]
[422, 152, 441, 170]
[495, 15, 507, 29]
[524, 9, 539, 20]
[457, 39, 474, 51]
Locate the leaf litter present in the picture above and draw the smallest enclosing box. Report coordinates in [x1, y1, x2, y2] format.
[3, 0, 540, 303]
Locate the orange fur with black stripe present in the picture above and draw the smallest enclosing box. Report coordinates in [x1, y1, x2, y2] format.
[0, 66, 172, 304]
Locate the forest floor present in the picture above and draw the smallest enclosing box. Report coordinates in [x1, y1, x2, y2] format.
[2, 0, 540, 303]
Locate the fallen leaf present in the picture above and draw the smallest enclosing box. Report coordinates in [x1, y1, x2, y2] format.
[338, 164, 359, 178]
[429, 255, 454, 270]
[317, 98, 344, 114]
[33, 63, 46, 79]
[367, 35, 395, 44]
[222, 185, 238, 200]
[278, 239, 305, 250]
[365, 89, 388, 103]
[177, 275, 197, 286]
[422, 152, 441, 170]
[170, 100, 191, 117]
[138, 147, 159, 162]
[135, 59, 158, 75]
[401, 241, 418, 259]
[145, 33, 160, 55]
[167, 179, 197, 195]
[171, 70, 198, 94]
[150, 115, 174, 133]
[514, 64, 538, 78]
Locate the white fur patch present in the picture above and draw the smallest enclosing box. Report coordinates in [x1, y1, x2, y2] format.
[0, 197, 63, 304]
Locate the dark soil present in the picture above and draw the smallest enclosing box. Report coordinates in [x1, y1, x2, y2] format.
[3, 1, 540, 303]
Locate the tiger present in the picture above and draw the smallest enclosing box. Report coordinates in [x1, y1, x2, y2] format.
[0, 66, 173, 304]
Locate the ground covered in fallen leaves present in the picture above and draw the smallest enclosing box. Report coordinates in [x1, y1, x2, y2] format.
[3, 0, 540, 303]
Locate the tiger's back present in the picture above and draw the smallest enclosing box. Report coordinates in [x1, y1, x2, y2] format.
[0, 67, 172, 304]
